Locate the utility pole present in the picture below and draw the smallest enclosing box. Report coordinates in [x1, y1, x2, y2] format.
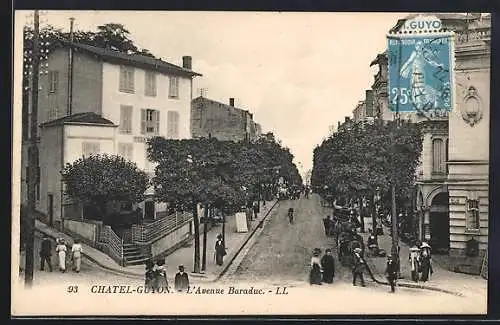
[25, 9, 40, 288]
[389, 34, 403, 277]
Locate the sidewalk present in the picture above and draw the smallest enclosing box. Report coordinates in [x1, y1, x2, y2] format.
[359, 225, 487, 297]
[35, 200, 278, 282]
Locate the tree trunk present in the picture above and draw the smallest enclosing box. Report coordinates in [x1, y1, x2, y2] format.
[222, 203, 226, 249]
[358, 197, 365, 233]
[202, 203, 208, 271]
[372, 192, 377, 232]
[192, 202, 201, 273]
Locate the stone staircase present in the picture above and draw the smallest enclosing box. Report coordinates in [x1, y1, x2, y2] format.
[123, 243, 150, 266]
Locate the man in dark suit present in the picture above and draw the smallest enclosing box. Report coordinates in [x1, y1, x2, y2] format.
[174, 265, 190, 292]
[385, 255, 398, 293]
[39, 236, 53, 271]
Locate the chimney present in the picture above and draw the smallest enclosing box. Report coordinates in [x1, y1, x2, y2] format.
[345, 116, 349, 123]
[229, 98, 235, 106]
[182, 56, 192, 70]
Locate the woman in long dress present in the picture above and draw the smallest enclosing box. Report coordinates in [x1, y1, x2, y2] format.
[71, 239, 83, 273]
[55, 238, 67, 273]
[215, 234, 225, 266]
[419, 242, 433, 282]
[320, 249, 335, 283]
[409, 245, 420, 282]
[309, 248, 323, 285]
[154, 257, 168, 291]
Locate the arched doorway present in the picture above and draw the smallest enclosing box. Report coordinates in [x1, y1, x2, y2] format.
[429, 192, 449, 254]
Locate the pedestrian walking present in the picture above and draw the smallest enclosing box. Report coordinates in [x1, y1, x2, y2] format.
[154, 257, 168, 291]
[322, 216, 330, 236]
[309, 248, 323, 285]
[320, 248, 335, 283]
[214, 234, 226, 266]
[253, 201, 259, 220]
[55, 238, 67, 272]
[287, 207, 294, 224]
[385, 256, 398, 293]
[352, 247, 366, 287]
[409, 244, 420, 282]
[174, 265, 190, 292]
[71, 239, 83, 273]
[39, 236, 53, 272]
[419, 242, 433, 282]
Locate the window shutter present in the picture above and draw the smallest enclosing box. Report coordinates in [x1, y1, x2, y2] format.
[155, 110, 160, 135]
[173, 112, 179, 138]
[141, 109, 146, 134]
[54, 71, 59, 92]
[119, 67, 126, 91]
[152, 73, 157, 96]
[130, 69, 135, 90]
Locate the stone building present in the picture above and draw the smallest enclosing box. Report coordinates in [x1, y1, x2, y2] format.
[190, 96, 261, 142]
[21, 40, 202, 226]
[385, 14, 491, 262]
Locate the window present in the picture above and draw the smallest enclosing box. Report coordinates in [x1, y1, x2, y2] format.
[82, 142, 100, 157]
[141, 109, 160, 135]
[119, 66, 135, 93]
[432, 138, 445, 173]
[145, 71, 157, 97]
[445, 138, 449, 175]
[119, 105, 133, 134]
[169, 76, 179, 98]
[167, 111, 180, 139]
[48, 71, 59, 93]
[48, 94, 58, 120]
[118, 143, 134, 161]
[466, 199, 480, 231]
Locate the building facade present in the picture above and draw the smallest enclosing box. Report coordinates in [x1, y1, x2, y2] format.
[386, 14, 491, 260]
[21, 40, 202, 225]
[190, 96, 262, 142]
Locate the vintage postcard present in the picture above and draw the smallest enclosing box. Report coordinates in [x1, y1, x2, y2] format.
[11, 11, 490, 316]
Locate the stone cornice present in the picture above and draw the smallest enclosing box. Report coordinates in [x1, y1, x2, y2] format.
[417, 119, 449, 133]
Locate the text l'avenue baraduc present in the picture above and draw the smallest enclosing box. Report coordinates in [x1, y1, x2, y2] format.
[88, 285, 288, 295]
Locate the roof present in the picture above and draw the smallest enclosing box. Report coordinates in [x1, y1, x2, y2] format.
[57, 40, 202, 78]
[40, 112, 117, 128]
[192, 96, 251, 115]
[389, 13, 478, 33]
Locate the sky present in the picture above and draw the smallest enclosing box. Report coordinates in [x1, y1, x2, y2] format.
[16, 11, 408, 178]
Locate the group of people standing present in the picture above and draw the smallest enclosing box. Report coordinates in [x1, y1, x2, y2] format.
[309, 248, 335, 285]
[39, 236, 83, 273]
[408, 241, 433, 282]
[145, 258, 190, 292]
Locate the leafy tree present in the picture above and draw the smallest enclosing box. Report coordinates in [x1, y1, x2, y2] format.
[312, 119, 422, 230]
[61, 154, 149, 221]
[147, 137, 242, 273]
[147, 135, 301, 272]
[93, 23, 139, 54]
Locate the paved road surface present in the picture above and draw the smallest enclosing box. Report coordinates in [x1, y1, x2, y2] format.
[226, 194, 356, 286]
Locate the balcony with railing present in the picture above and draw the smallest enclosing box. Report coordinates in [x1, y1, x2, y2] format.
[455, 27, 491, 45]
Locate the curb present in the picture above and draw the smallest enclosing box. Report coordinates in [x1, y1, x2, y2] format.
[364, 254, 464, 297]
[34, 227, 143, 279]
[214, 200, 280, 282]
[35, 202, 279, 282]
